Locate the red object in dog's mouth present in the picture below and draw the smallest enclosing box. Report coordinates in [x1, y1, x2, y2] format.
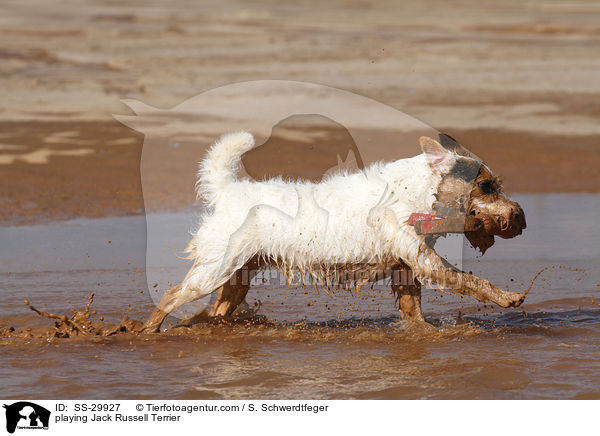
[406, 213, 443, 226]
[408, 213, 483, 235]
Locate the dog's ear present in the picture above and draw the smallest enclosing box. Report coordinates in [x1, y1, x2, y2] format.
[419, 136, 454, 173]
[438, 133, 477, 159]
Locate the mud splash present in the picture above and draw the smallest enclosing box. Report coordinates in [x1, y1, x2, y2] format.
[1, 262, 598, 400]
[523, 265, 587, 296]
[0, 264, 589, 342]
[0, 294, 144, 339]
[4, 294, 268, 340]
[2, 293, 490, 344]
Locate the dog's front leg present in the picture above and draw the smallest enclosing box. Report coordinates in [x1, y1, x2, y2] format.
[367, 194, 426, 321]
[391, 276, 424, 322]
[405, 243, 526, 308]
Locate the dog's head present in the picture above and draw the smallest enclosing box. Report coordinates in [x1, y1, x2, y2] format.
[420, 134, 526, 254]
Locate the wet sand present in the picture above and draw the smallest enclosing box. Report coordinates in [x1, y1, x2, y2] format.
[1, 120, 599, 226]
[1, 0, 599, 224]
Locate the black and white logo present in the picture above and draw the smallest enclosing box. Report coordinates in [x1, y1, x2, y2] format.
[3, 402, 50, 434]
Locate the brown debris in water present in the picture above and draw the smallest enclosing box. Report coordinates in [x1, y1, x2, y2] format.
[25, 293, 96, 337]
[12, 293, 144, 339]
[2, 265, 586, 341]
[524, 265, 586, 296]
[1, 294, 267, 340]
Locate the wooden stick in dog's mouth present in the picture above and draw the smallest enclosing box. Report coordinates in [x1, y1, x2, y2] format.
[408, 213, 483, 235]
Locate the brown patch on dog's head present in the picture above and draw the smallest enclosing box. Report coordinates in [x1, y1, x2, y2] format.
[421, 134, 526, 254]
[423, 135, 481, 216]
[466, 164, 526, 253]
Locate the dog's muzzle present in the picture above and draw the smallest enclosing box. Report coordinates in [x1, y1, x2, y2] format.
[482, 204, 526, 239]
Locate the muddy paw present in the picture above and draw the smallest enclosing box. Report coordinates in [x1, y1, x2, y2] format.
[507, 292, 526, 308]
[135, 323, 161, 334]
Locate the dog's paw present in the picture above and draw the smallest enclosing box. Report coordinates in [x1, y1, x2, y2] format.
[505, 292, 526, 308]
[136, 322, 161, 334]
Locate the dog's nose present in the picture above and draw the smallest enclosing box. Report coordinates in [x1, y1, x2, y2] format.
[512, 207, 526, 230]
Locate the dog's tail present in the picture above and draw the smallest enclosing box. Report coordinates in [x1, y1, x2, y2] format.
[197, 131, 255, 205]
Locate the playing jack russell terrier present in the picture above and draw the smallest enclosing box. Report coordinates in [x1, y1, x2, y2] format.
[142, 133, 527, 332]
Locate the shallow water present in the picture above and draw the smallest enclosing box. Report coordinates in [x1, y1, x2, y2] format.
[0, 194, 598, 399]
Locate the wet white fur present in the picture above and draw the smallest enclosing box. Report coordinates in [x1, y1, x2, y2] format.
[162, 132, 463, 313]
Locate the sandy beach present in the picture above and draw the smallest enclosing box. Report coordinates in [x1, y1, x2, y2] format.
[1, 0, 599, 225]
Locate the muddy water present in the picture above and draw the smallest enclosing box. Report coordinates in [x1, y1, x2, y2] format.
[0, 194, 598, 399]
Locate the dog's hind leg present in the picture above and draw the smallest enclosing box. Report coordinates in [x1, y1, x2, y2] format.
[141, 257, 244, 332]
[176, 257, 259, 328]
[142, 279, 222, 333]
[142, 283, 183, 333]
[210, 257, 259, 317]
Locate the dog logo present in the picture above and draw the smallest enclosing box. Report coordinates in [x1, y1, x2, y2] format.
[3, 402, 50, 433]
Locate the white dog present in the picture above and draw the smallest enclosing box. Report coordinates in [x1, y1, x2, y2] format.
[142, 132, 527, 331]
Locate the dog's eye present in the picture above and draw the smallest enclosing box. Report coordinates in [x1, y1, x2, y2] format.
[478, 180, 496, 194]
